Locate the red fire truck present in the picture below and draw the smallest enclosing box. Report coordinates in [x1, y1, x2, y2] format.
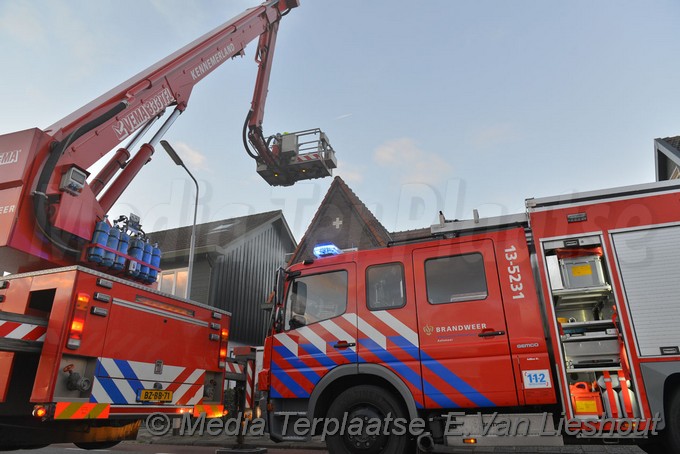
[0, 0, 336, 449]
[260, 180, 680, 453]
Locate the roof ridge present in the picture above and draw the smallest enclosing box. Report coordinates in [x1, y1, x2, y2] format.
[146, 210, 285, 253]
[333, 176, 391, 245]
[660, 136, 680, 150]
[290, 177, 343, 254]
[288, 176, 392, 264]
[148, 209, 282, 235]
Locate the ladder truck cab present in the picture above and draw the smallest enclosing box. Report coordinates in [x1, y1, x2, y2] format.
[0, 0, 335, 449]
[260, 179, 680, 454]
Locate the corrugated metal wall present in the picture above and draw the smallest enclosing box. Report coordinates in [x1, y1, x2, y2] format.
[209, 221, 292, 345]
[158, 257, 211, 305]
[190, 260, 211, 304]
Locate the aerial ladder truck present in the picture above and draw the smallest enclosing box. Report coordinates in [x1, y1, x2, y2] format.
[0, 0, 335, 449]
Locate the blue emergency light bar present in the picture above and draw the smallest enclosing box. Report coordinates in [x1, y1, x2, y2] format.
[313, 243, 343, 258]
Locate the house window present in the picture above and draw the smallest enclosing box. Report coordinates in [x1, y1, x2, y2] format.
[425, 253, 487, 304]
[160, 268, 189, 298]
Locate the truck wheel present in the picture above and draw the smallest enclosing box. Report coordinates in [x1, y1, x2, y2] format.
[666, 388, 680, 453]
[640, 444, 665, 454]
[325, 385, 413, 454]
[73, 441, 121, 450]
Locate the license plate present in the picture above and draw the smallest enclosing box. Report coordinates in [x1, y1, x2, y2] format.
[138, 389, 173, 403]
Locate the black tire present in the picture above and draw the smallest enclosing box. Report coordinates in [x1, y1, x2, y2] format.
[666, 388, 680, 454]
[325, 385, 413, 454]
[640, 443, 666, 454]
[73, 441, 121, 450]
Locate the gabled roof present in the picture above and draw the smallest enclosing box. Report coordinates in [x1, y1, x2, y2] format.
[290, 176, 452, 263]
[332, 177, 392, 244]
[655, 136, 680, 181]
[289, 177, 392, 263]
[389, 227, 432, 243]
[660, 136, 680, 151]
[148, 210, 293, 257]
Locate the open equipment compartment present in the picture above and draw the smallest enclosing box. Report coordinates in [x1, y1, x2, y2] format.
[543, 236, 641, 421]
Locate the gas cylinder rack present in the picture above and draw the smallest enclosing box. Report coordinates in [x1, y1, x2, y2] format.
[84, 214, 161, 284]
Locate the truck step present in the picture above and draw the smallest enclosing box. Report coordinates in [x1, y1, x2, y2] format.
[277, 435, 308, 442]
[272, 411, 307, 417]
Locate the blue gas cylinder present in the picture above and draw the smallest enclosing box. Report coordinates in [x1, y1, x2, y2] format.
[127, 236, 144, 277]
[101, 227, 120, 268]
[112, 229, 130, 271]
[139, 240, 153, 282]
[87, 217, 110, 264]
[147, 243, 162, 283]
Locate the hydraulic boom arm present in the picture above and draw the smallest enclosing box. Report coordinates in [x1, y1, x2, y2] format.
[0, 0, 335, 273]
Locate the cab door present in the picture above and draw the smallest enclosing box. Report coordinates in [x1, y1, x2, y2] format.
[413, 239, 518, 408]
[270, 263, 357, 399]
[356, 256, 424, 408]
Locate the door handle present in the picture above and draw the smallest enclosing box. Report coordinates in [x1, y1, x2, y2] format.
[478, 330, 506, 338]
[333, 340, 356, 349]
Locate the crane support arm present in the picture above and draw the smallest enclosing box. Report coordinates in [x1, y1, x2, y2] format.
[0, 0, 320, 272]
[50, 0, 298, 170]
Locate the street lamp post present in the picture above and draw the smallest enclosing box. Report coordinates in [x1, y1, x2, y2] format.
[160, 140, 198, 300]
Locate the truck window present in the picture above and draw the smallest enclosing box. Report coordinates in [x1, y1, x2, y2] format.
[425, 253, 487, 304]
[366, 263, 406, 310]
[285, 270, 348, 330]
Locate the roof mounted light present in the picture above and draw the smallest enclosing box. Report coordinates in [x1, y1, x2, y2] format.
[313, 243, 343, 258]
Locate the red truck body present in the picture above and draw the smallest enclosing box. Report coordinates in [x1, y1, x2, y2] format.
[0, 0, 337, 448]
[0, 266, 228, 446]
[260, 180, 680, 453]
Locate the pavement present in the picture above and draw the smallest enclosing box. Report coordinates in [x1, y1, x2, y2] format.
[135, 426, 327, 451]
[135, 426, 648, 453]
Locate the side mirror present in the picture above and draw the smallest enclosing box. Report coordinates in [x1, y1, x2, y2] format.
[271, 305, 283, 333]
[289, 314, 306, 329]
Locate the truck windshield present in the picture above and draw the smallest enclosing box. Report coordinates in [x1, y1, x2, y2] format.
[284, 270, 348, 330]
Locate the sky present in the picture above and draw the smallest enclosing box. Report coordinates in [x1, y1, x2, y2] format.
[1, 0, 680, 241]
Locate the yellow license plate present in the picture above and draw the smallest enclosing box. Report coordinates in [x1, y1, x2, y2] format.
[138, 389, 173, 403]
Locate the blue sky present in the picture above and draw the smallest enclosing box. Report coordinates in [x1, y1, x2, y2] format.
[1, 0, 679, 240]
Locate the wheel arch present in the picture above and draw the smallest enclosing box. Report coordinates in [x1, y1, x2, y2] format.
[308, 363, 418, 423]
[641, 361, 680, 431]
